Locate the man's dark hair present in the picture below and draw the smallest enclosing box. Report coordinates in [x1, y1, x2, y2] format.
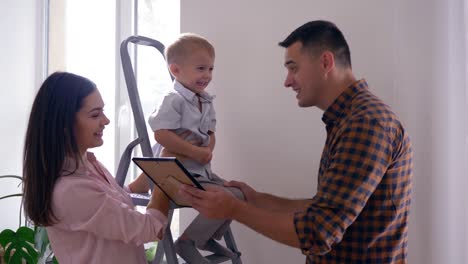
[279, 20, 352, 68]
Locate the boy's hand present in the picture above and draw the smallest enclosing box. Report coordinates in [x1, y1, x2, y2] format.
[160, 148, 188, 161]
[192, 146, 212, 165]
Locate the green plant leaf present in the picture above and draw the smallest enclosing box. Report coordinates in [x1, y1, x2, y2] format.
[0, 227, 38, 264]
[16, 227, 34, 243]
[0, 229, 15, 248]
[10, 242, 36, 264]
[7, 252, 20, 264]
[145, 244, 157, 262]
[4, 243, 13, 263]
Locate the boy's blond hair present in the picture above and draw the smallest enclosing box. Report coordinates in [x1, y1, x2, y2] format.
[165, 33, 215, 65]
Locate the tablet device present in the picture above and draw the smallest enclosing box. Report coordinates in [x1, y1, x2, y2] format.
[132, 157, 205, 207]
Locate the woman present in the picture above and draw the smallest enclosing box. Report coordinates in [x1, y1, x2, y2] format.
[23, 72, 169, 263]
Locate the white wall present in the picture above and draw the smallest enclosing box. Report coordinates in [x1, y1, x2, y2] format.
[0, 0, 42, 230]
[181, 0, 467, 263]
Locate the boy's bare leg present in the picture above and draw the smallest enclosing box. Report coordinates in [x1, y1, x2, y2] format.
[128, 172, 150, 193]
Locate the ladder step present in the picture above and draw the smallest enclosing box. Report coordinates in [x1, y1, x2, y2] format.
[158, 252, 241, 264]
[205, 253, 233, 263]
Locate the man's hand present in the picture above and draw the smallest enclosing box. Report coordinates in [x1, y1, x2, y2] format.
[180, 183, 301, 248]
[179, 185, 240, 219]
[224, 180, 258, 205]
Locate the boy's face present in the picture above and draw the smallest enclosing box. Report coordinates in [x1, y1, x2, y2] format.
[171, 49, 215, 94]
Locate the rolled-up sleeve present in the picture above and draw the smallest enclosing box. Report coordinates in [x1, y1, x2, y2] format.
[53, 179, 168, 246]
[208, 105, 216, 132]
[148, 93, 182, 131]
[294, 118, 392, 256]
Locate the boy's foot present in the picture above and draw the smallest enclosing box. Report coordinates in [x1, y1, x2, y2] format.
[174, 238, 210, 264]
[198, 239, 238, 259]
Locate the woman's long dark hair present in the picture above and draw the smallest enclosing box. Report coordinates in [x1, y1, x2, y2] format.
[23, 72, 97, 226]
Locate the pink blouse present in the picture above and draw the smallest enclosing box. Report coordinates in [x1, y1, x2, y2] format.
[47, 152, 167, 264]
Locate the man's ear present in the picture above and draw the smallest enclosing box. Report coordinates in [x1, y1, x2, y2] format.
[169, 64, 180, 77]
[321, 51, 335, 75]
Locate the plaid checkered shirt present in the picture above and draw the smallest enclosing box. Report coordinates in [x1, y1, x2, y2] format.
[294, 79, 413, 263]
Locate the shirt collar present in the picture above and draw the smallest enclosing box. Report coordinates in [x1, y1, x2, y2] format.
[173, 80, 214, 103]
[322, 79, 368, 125]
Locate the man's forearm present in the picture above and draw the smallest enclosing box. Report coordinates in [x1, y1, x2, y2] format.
[232, 199, 301, 248]
[254, 192, 311, 213]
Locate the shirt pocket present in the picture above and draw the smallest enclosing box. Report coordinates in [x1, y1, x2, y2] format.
[200, 118, 212, 133]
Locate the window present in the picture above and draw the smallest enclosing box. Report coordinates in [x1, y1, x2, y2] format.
[48, 0, 117, 172]
[47, 0, 179, 176]
[47, 0, 180, 238]
[134, 0, 180, 240]
[130, 0, 180, 178]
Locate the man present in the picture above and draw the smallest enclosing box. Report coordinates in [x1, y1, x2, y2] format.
[180, 20, 413, 263]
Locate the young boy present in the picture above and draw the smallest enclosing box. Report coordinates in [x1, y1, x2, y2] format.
[129, 33, 244, 264]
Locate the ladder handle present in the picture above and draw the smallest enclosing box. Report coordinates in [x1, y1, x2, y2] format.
[115, 138, 142, 187]
[122, 35, 166, 53]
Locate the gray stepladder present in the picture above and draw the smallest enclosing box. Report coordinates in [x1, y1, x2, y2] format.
[115, 35, 243, 264]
